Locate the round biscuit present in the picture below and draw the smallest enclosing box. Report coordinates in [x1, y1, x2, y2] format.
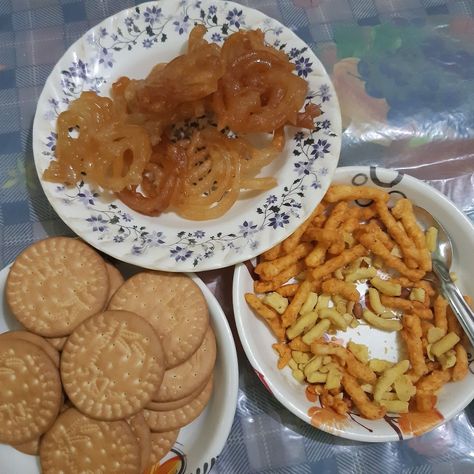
[149, 430, 179, 466]
[109, 272, 209, 368]
[60, 396, 72, 413]
[127, 411, 151, 473]
[144, 375, 213, 432]
[6, 237, 109, 337]
[105, 261, 125, 303]
[146, 378, 208, 412]
[40, 408, 140, 474]
[61, 310, 166, 420]
[153, 326, 216, 403]
[46, 336, 68, 351]
[13, 436, 40, 456]
[0, 339, 62, 444]
[0, 330, 60, 368]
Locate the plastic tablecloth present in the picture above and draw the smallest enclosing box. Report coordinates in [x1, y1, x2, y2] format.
[1, 0, 474, 473]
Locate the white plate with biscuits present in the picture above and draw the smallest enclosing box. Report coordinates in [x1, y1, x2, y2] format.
[233, 166, 474, 443]
[0, 237, 239, 473]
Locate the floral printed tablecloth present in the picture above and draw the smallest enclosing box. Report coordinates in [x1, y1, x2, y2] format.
[1, 1, 474, 473]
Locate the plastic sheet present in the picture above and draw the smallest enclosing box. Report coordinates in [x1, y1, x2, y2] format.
[318, 17, 474, 221]
[206, 12, 474, 474]
[1, 1, 473, 472]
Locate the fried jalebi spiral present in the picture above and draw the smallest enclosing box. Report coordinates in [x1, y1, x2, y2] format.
[171, 128, 242, 220]
[113, 24, 223, 145]
[212, 29, 312, 133]
[116, 127, 285, 218]
[43, 92, 151, 192]
[47, 25, 321, 220]
[118, 138, 186, 216]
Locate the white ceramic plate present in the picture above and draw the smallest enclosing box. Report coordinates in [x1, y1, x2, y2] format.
[233, 166, 474, 442]
[0, 262, 239, 473]
[32, 0, 341, 272]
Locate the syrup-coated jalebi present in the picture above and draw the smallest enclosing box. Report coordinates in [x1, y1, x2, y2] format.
[212, 29, 315, 133]
[113, 24, 223, 145]
[118, 138, 186, 216]
[44, 92, 151, 192]
[45, 25, 319, 220]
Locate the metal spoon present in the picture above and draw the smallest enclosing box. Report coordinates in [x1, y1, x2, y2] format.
[414, 205, 474, 348]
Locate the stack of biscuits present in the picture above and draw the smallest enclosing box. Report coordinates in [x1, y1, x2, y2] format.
[0, 236, 216, 473]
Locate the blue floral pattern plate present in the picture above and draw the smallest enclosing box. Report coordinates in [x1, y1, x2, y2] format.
[32, 0, 341, 271]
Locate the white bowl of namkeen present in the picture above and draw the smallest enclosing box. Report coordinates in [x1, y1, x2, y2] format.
[0, 237, 238, 473]
[234, 166, 474, 442]
[32, 0, 341, 272]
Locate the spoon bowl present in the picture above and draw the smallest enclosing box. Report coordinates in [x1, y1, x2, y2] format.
[413, 205, 474, 348]
[413, 205, 452, 268]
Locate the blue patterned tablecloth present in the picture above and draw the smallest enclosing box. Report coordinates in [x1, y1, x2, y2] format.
[1, 1, 474, 473]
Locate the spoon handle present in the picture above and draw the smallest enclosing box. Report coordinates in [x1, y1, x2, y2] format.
[433, 260, 474, 348]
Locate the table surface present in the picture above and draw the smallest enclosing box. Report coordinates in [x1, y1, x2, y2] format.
[1, 0, 474, 473]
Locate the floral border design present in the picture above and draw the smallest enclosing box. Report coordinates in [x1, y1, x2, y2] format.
[37, 0, 340, 268]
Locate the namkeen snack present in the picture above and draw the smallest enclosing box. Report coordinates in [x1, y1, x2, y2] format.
[44, 26, 320, 220]
[0, 237, 216, 472]
[246, 185, 471, 421]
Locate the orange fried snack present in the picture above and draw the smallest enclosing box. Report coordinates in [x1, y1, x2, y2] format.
[415, 370, 451, 412]
[373, 200, 421, 269]
[356, 231, 425, 281]
[392, 198, 432, 272]
[283, 203, 325, 254]
[446, 305, 462, 338]
[254, 261, 305, 293]
[380, 296, 433, 320]
[261, 243, 283, 261]
[244, 184, 472, 425]
[305, 242, 329, 268]
[342, 373, 386, 420]
[276, 283, 300, 298]
[452, 344, 468, 381]
[245, 293, 285, 341]
[324, 185, 389, 203]
[321, 279, 359, 303]
[311, 245, 368, 281]
[255, 243, 312, 280]
[401, 315, 428, 377]
[323, 201, 348, 255]
[281, 280, 312, 328]
[272, 343, 292, 369]
[433, 295, 448, 335]
[310, 342, 376, 384]
[288, 337, 311, 352]
[361, 220, 395, 251]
